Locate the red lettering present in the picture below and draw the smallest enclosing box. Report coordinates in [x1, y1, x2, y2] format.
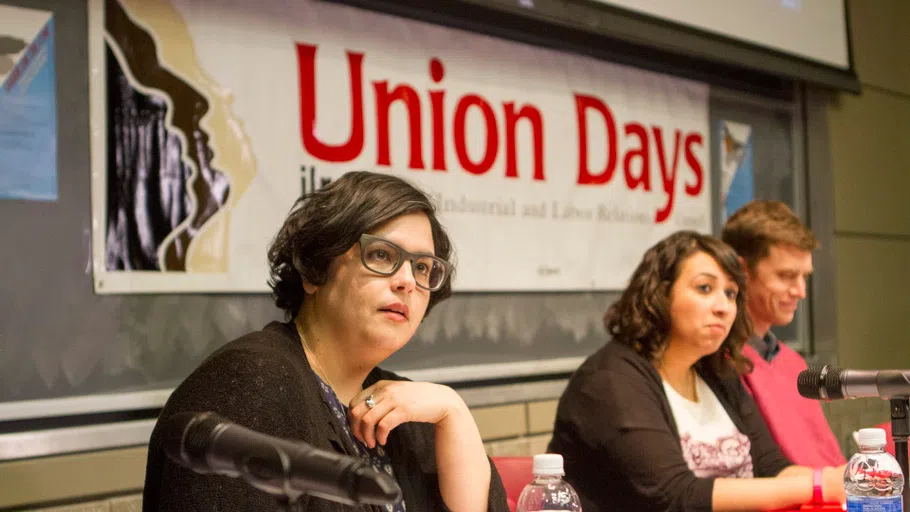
[373, 81, 424, 169]
[652, 127, 682, 223]
[429, 58, 446, 171]
[453, 94, 498, 175]
[296, 43, 364, 163]
[296, 46, 551, 180]
[504, 103, 544, 181]
[684, 133, 704, 196]
[622, 122, 650, 191]
[575, 94, 617, 185]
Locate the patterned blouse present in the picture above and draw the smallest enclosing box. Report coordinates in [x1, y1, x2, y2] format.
[314, 375, 408, 512]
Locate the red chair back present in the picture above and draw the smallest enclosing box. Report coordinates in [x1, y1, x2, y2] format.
[492, 456, 534, 512]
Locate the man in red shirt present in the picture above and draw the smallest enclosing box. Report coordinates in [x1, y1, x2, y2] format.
[722, 200, 845, 467]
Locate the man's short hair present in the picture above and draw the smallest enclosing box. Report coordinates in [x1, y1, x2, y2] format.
[721, 200, 819, 269]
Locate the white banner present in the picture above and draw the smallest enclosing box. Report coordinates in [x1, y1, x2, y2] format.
[89, 0, 711, 293]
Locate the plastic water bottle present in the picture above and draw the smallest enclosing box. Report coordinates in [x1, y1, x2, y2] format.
[516, 454, 582, 512]
[844, 428, 904, 511]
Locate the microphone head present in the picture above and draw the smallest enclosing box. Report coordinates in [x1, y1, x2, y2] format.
[797, 365, 846, 400]
[160, 411, 224, 473]
[159, 411, 402, 506]
[351, 465, 403, 505]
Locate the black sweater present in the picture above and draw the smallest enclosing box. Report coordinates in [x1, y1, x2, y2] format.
[143, 321, 509, 511]
[548, 341, 791, 512]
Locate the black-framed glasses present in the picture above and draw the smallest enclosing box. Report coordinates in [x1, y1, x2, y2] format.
[359, 234, 451, 291]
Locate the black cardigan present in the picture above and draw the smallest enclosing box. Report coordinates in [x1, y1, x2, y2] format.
[143, 321, 509, 511]
[548, 341, 791, 512]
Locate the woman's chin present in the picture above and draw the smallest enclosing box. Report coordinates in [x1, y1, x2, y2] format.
[363, 331, 412, 358]
[698, 337, 727, 356]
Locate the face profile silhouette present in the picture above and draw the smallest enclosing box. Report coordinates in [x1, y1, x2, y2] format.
[104, 0, 256, 272]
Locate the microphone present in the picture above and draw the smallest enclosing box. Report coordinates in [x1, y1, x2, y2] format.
[160, 411, 402, 506]
[797, 365, 910, 400]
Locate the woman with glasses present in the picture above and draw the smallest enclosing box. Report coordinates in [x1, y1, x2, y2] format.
[143, 171, 509, 511]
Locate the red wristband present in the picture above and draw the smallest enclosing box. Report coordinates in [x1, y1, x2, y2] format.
[812, 468, 824, 504]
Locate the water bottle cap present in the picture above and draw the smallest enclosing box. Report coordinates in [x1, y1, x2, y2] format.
[857, 427, 887, 447]
[532, 453, 565, 476]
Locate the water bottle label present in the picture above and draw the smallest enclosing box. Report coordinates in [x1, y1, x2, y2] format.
[846, 495, 903, 512]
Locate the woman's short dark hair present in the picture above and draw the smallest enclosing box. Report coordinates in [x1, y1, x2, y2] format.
[604, 230, 753, 376]
[267, 171, 454, 319]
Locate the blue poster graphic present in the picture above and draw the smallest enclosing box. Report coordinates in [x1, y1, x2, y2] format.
[0, 9, 57, 201]
[719, 120, 753, 220]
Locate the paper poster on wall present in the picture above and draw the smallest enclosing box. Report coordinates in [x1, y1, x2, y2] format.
[719, 120, 753, 220]
[0, 5, 57, 201]
[88, 0, 711, 293]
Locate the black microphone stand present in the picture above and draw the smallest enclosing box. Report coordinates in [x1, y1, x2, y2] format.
[890, 398, 910, 509]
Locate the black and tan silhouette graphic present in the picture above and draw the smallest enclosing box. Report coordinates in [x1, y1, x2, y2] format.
[104, 0, 256, 272]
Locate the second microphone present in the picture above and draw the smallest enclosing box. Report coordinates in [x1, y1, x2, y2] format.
[797, 365, 910, 400]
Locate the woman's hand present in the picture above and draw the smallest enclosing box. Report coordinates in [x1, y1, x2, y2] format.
[347, 380, 465, 448]
[349, 380, 492, 511]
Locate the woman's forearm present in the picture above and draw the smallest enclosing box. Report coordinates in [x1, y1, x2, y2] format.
[713, 474, 813, 511]
[713, 465, 846, 511]
[777, 465, 812, 478]
[435, 395, 491, 512]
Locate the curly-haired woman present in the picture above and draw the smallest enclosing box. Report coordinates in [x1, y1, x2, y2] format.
[548, 231, 846, 512]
